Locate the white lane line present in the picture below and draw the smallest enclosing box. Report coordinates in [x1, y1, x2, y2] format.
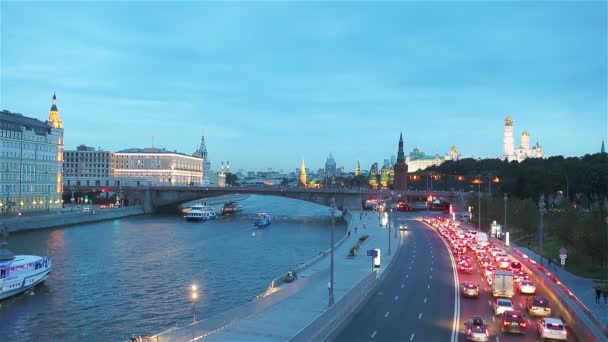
[385, 311, 390, 318]
[410, 266, 412, 270]
[429, 275, 432, 279]
[406, 274, 409, 278]
[430, 267, 433, 271]
[519, 303, 523, 308]
[395, 295, 399, 301]
[402, 284, 405, 288]
[371, 330, 377, 339]
[424, 297, 427, 303]
[488, 300, 492, 305]
[427, 284, 430, 289]
[495, 337, 499, 342]
[410, 333, 415, 341]
[418, 313, 423, 319]
[492, 316, 495, 322]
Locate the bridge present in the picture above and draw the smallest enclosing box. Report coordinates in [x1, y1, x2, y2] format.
[68, 185, 472, 213]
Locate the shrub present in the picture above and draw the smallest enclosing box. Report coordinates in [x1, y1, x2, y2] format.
[358, 235, 369, 243]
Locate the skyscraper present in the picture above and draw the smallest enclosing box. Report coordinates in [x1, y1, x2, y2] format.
[325, 153, 336, 178]
[392, 133, 408, 190]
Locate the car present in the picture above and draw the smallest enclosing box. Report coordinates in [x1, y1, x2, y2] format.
[464, 316, 490, 341]
[82, 206, 91, 212]
[526, 296, 551, 317]
[501, 310, 527, 334]
[518, 280, 536, 294]
[479, 257, 492, 268]
[100, 204, 107, 209]
[459, 262, 474, 274]
[462, 282, 480, 298]
[493, 298, 513, 316]
[510, 261, 522, 271]
[484, 265, 497, 279]
[537, 318, 567, 341]
[399, 224, 408, 231]
[497, 258, 511, 269]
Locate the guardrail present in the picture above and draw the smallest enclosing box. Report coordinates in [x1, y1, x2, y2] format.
[493, 238, 608, 342]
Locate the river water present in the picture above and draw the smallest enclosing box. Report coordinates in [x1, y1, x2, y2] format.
[0, 195, 345, 341]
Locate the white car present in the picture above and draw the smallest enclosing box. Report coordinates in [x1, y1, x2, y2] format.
[493, 298, 513, 316]
[537, 318, 567, 341]
[519, 280, 536, 295]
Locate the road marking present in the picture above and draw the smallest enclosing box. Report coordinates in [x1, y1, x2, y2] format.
[429, 275, 432, 279]
[418, 313, 423, 319]
[488, 300, 492, 305]
[371, 330, 377, 339]
[402, 284, 404, 288]
[492, 316, 495, 322]
[410, 266, 412, 270]
[519, 303, 523, 308]
[410, 333, 415, 341]
[496, 337, 499, 342]
[406, 274, 409, 278]
[424, 297, 427, 303]
[395, 295, 399, 301]
[385, 311, 390, 318]
[428, 284, 430, 289]
[430, 267, 433, 271]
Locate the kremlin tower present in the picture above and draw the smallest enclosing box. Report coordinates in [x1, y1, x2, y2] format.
[392, 133, 408, 190]
[299, 159, 307, 188]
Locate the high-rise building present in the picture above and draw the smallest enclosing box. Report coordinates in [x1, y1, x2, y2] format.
[325, 153, 336, 178]
[392, 133, 408, 190]
[299, 159, 307, 188]
[0, 94, 64, 213]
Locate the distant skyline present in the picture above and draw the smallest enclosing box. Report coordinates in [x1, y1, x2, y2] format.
[1, 1, 606, 172]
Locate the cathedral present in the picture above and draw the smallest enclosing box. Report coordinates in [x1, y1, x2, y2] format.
[503, 116, 544, 162]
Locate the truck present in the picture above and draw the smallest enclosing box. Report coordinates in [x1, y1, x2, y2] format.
[476, 232, 489, 247]
[492, 270, 514, 298]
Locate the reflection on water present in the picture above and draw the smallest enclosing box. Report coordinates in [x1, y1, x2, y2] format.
[0, 195, 345, 341]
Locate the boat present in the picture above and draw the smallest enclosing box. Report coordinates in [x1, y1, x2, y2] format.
[184, 203, 217, 222]
[0, 227, 52, 300]
[253, 212, 272, 227]
[221, 201, 243, 215]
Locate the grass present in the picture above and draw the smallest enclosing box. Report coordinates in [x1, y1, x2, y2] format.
[517, 233, 607, 280]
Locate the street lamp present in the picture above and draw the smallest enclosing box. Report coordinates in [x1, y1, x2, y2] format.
[539, 195, 546, 267]
[190, 284, 198, 323]
[503, 193, 508, 239]
[328, 197, 336, 306]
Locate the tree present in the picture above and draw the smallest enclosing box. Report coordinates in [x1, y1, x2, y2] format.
[225, 173, 239, 186]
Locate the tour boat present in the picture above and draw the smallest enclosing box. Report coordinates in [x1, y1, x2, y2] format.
[184, 203, 217, 222]
[253, 212, 272, 227]
[0, 231, 52, 300]
[221, 201, 243, 215]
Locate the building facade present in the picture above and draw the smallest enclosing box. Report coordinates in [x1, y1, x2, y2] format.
[63, 145, 114, 200]
[192, 135, 211, 186]
[503, 116, 544, 162]
[0, 94, 64, 214]
[325, 153, 336, 178]
[113, 148, 202, 186]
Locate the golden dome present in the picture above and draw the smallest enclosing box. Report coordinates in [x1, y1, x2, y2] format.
[522, 130, 530, 136]
[450, 145, 459, 154]
[505, 116, 513, 126]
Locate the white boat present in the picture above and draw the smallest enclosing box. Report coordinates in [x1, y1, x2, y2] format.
[253, 212, 272, 227]
[184, 203, 217, 222]
[0, 228, 52, 300]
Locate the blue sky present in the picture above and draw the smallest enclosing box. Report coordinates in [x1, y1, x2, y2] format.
[1, 1, 606, 172]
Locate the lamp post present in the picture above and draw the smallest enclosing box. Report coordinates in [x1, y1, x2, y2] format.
[477, 178, 481, 231]
[503, 193, 508, 239]
[539, 195, 546, 267]
[388, 202, 392, 257]
[328, 197, 335, 306]
[191, 284, 198, 323]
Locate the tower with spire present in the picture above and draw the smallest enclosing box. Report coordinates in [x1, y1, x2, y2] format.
[193, 135, 211, 185]
[392, 133, 409, 190]
[46, 93, 64, 194]
[299, 159, 307, 188]
[602, 140, 606, 154]
[355, 161, 361, 176]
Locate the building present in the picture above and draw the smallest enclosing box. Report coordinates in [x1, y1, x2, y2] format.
[368, 162, 379, 188]
[445, 145, 460, 161]
[0, 94, 64, 214]
[392, 133, 409, 190]
[602, 140, 606, 154]
[113, 148, 202, 186]
[503, 116, 544, 162]
[192, 135, 211, 186]
[405, 148, 444, 172]
[63, 144, 114, 191]
[325, 153, 336, 178]
[355, 161, 361, 176]
[299, 159, 307, 188]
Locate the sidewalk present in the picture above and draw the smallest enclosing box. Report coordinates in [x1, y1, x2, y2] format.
[197, 210, 400, 341]
[511, 243, 608, 329]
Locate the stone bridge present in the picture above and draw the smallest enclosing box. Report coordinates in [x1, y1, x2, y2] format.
[69, 185, 472, 214]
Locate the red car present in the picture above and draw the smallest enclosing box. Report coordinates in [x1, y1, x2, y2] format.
[459, 263, 474, 273]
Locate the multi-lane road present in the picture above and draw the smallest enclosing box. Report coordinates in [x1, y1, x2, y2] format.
[334, 212, 579, 342]
[334, 212, 457, 341]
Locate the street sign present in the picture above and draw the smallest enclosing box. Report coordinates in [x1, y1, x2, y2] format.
[367, 249, 378, 257]
[559, 254, 567, 265]
[559, 247, 568, 256]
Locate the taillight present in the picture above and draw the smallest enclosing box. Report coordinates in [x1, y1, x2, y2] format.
[520, 322, 527, 328]
[485, 328, 489, 336]
[503, 321, 509, 326]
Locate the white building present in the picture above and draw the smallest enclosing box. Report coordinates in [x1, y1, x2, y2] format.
[192, 135, 211, 186]
[503, 116, 544, 162]
[114, 148, 203, 186]
[0, 94, 64, 214]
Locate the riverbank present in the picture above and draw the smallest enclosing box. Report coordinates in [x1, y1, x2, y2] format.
[0, 206, 145, 233]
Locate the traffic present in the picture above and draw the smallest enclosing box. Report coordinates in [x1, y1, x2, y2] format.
[423, 217, 576, 342]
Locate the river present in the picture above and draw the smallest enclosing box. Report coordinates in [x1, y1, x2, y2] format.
[0, 195, 345, 341]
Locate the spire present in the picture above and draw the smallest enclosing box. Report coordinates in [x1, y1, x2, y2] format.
[47, 92, 63, 128]
[602, 140, 606, 154]
[355, 160, 361, 176]
[397, 132, 405, 162]
[299, 159, 307, 188]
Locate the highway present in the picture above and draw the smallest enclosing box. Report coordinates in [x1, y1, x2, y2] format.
[333, 212, 457, 342]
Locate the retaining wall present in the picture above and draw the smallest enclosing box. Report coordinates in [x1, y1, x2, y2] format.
[1, 206, 145, 233]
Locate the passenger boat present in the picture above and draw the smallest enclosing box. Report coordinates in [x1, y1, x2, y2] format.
[221, 201, 243, 215]
[253, 212, 272, 227]
[0, 228, 52, 300]
[184, 203, 217, 222]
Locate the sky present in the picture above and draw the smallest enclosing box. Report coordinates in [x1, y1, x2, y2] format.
[1, 1, 606, 173]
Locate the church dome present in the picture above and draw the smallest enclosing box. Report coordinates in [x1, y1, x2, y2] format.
[450, 145, 459, 154]
[521, 130, 530, 136]
[505, 115, 513, 126]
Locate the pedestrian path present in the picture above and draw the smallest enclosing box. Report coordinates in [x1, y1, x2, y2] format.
[200, 210, 402, 341]
[512, 244, 608, 329]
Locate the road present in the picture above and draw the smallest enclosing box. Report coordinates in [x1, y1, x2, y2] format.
[333, 212, 457, 342]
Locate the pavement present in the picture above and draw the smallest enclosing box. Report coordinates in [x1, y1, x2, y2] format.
[512, 244, 608, 330]
[199, 210, 402, 342]
[334, 213, 457, 342]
